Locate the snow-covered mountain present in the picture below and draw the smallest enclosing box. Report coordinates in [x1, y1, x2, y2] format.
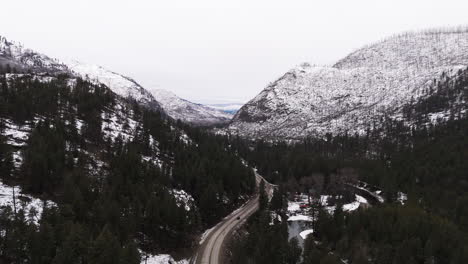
[1, 35, 235, 125]
[151, 89, 233, 126]
[65, 59, 163, 110]
[0, 36, 68, 73]
[229, 28, 468, 139]
[0, 36, 163, 111]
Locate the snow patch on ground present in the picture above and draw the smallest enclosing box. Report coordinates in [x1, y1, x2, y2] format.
[299, 229, 314, 239]
[140, 254, 188, 264]
[179, 131, 193, 145]
[0, 181, 56, 224]
[12, 150, 23, 168]
[170, 189, 195, 212]
[343, 195, 368, 212]
[397, 192, 408, 205]
[288, 193, 369, 217]
[288, 215, 313, 222]
[287, 202, 300, 213]
[101, 106, 138, 142]
[342, 201, 360, 212]
[352, 182, 385, 203]
[2, 119, 31, 147]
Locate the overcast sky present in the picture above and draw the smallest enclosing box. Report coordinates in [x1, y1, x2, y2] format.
[2, 0, 468, 104]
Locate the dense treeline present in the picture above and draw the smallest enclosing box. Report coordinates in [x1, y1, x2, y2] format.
[309, 205, 468, 264]
[230, 184, 303, 264]
[0, 73, 255, 262]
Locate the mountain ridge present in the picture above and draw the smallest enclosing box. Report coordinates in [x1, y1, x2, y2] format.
[229, 27, 468, 139]
[0, 35, 232, 126]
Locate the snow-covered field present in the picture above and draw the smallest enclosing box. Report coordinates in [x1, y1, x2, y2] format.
[287, 193, 371, 223]
[287, 192, 370, 247]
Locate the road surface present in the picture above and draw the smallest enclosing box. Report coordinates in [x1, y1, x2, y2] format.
[191, 173, 275, 264]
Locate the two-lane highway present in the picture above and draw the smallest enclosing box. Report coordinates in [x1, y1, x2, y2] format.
[191, 173, 275, 264]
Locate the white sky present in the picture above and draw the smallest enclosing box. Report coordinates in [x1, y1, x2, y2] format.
[1, 0, 468, 104]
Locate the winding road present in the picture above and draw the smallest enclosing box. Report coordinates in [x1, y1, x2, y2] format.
[191, 173, 275, 264]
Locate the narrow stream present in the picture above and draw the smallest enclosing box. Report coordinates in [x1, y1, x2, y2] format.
[287, 220, 312, 248]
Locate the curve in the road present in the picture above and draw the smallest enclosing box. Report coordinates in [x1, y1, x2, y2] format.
[193, 173, 275, 264]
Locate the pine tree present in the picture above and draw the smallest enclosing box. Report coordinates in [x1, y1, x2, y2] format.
[285, 237, 302, 264]
[259, 180, 268, 211]
[119, 241, 140, 264]
[89, 226, 121, 264]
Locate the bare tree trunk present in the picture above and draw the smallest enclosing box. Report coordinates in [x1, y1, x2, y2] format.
[12, 186, 17, 217]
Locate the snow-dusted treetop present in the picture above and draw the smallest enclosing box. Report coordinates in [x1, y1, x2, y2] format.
[230, 27, 468, 139]
[335, 27, 468, 70]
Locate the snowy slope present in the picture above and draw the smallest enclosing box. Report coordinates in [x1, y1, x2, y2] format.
[65, 59, 162, 110]
[0, 35, 234, 125]
[0, 73, 198, 217]
[0, 181, 56, 224]
[229, 28, 468, 139]
[0, 36, 164, 111]
[151, 89, 233, 126]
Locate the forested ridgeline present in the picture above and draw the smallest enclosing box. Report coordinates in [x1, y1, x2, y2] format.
[0, 72, 255, 262]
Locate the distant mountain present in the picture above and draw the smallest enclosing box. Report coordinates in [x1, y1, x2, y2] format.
[151, 89, 234, 126]
[229, 27, 468, 139]
[0, 36, 234, 126]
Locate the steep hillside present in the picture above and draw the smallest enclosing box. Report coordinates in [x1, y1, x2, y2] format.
[0, 36, 163, 112]
[65, 59, 163, 111]
[229, 71, 468, 263]
[0, 70, 255, 261]
[229, 28, 468, 139]
[151, 89, 233, 126]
